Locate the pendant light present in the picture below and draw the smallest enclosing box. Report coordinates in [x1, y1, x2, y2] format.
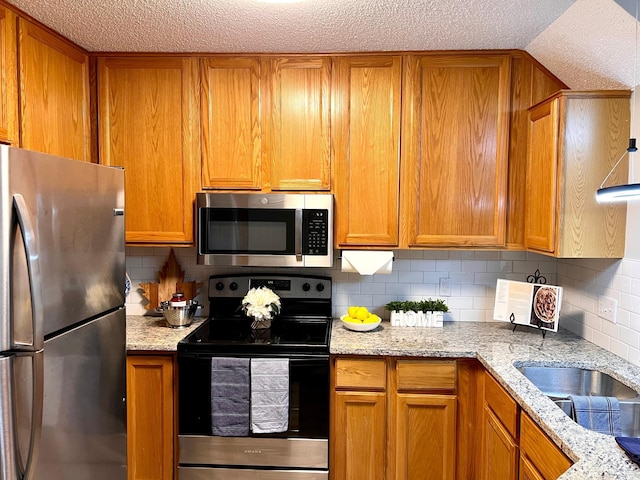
[596, 0, 640, 203]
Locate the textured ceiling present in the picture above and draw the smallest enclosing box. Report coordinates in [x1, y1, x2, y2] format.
[8, 0, 575, 53]
[5, 0, 639, 90]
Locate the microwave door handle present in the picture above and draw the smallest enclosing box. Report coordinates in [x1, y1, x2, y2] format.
[295, 209, 303, 260]
[13, 194, 44, 351]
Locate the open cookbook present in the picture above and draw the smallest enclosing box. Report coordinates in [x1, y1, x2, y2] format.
[493, 279, 562, 332]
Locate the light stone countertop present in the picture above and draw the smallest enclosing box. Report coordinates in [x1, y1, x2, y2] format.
[126, 315, 206, 351]
[331, 319, 640, 480]
[127, 315, 640, 478]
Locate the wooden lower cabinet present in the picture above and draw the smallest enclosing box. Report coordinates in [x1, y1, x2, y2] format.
[126, 354, 176, 480]
[393, 394, 457, 480]
[481, 371, 572, 480]
[332, 357, 461, 480]
[332, 391, 386, 480]
[483, 407, 518, 480]
[520, 412, 572, 480]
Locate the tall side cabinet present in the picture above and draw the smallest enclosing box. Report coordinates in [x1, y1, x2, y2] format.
[525, 91, 630, 258]
[98, 57, 201, 245]
[401, 54, 511, 247]
[18, 18, 91, 161]
[332, 55, 402, 247]
[0, 5, 16, 145]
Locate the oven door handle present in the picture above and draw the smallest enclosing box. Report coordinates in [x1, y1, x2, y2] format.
[294, 209, 303, 260]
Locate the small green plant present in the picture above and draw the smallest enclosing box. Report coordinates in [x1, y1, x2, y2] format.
[384, 298, 449, 313]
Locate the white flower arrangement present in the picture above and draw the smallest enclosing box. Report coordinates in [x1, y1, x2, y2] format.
[241, 286, 281, 329]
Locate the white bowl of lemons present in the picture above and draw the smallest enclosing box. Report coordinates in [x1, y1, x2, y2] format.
[340, 306, 381, 332]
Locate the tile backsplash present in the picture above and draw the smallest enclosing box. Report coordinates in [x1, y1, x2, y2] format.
[125, 247, 557, 322]
[125, 247, 640, 366]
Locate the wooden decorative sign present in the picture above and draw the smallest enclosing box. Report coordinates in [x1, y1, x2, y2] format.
[139, 249, 203, 310]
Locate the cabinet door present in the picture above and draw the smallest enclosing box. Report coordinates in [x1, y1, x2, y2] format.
[393, 393, 457, 480]
[333, 56, 402, 247]
[506, 53, 566, 249]
[519, 456, 544, 480]
[127, 355, 175, 480]
[18, 18, 90, 161]
[520, 412, 572, 480]
[0, 6, 17, 144]
[332, 391, 386, 480]
[98, 57, 200, 244]
[263, 56, 331, 191]
[201, 57, 262, 189]
[482, 407, 518, 480]
[525, 99, 559, 253]
[402, 54, 510, 247]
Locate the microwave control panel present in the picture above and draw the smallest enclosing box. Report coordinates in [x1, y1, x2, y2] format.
[302, 209, 329, 256]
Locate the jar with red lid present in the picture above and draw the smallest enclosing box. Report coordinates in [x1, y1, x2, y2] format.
[169, 292, 187, 307]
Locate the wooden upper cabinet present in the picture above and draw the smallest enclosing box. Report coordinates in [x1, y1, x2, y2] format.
[525, 91, 629, 258]
[401, 54, 511, 247]
[201, 57, 262, 189]
[201, 56, 331, 191]
[98, 57, 200, 245]
[263, 56, 331, 190]
[18, 18, 90, 161]
[0, 6, 17, 145]
[333, 56, 402, 247]
[506, 53, 566, 250]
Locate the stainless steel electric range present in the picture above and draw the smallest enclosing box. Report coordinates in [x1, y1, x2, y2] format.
[177, 273, 332, 480]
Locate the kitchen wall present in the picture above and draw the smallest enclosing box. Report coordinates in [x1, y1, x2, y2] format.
[125, 246, 557, 324]
[125, 246, 640, 368]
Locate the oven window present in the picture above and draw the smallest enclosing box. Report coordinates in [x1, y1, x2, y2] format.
[200, 208, 295, 254]
[178, 355, 329, 439]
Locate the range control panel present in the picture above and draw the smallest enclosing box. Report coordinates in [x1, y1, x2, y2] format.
[208, 273, 332, 301]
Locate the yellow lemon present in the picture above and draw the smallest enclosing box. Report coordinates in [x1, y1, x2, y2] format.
[356, 307, 370, 321]
[348, 306, 359, 317]
[364, 314, 379, 324]
[345, 316, 359, 323]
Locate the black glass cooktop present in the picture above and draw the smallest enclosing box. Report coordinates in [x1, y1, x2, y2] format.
[178, 273, 333, 355]
[178, 316, 332, 355]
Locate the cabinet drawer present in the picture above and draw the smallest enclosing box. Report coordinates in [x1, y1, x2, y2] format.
[395, 360, 456, 391]
[334, 358, 386, 390]
[485, 371, 519, 438]
[520, 412, 572, 480]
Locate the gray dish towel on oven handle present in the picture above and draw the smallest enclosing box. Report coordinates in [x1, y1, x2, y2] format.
[211, 357, 250, 436]
[251, 358, 290, 434]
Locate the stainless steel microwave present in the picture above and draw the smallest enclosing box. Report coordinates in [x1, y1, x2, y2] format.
[196, 193, 333, 267]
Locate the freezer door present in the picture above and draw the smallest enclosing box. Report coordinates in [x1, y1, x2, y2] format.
[0, 350, 44, 480]
[34, 308, 127, 480]
[1, 145, 125, 337]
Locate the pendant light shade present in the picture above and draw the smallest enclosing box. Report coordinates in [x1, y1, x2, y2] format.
[596, 138, 640, 202]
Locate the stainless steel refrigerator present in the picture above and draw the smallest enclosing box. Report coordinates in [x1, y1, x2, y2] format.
[0, 146, 127, 479]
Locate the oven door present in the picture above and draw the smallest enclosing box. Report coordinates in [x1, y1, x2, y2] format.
[178, 354, 329, 472]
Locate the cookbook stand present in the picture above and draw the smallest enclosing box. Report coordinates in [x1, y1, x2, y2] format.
[509, 269, 549, 339]
[510, 313, 547, 338]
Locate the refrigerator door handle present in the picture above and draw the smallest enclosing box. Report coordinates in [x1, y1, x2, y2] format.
[0, 352, 44, 480]
[13, 194, 44, 351]
[0, 355, 18, 480]
[22, 351, 43, 480]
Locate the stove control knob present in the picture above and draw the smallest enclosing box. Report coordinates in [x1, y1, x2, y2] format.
[230, 282, 238, 291]
[302, 282, 311, 292]
[316, 283, 325, 292]
[215, 282, 224, 291]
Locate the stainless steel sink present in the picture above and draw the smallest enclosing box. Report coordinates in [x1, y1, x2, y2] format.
[516, 366, 640, 436]
[517, 366, 638, 399]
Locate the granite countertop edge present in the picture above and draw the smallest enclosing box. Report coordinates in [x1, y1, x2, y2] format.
[127, 315, 640, 479]
[330, 319, 640, 480]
